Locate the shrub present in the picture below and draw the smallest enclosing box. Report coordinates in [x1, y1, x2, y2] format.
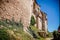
[53, 25, 60, 40]
[0, 19, 8, 27]
[53, 30, 60, 40]
[46, 31, 53, 38]
[30, 15, 36, 26]
[0, 29, 10, 40]
[53, 31, 58, 39]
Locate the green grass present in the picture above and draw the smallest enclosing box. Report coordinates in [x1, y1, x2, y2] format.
[0, 19, 45, 40]
[0, 19, 35, 40]
[29, 25, 45, 40]
[0, 29, 10, 40]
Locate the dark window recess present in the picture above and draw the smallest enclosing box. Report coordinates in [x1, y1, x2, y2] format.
[38, 8, 39, 10]
[6, 0, 9, 3]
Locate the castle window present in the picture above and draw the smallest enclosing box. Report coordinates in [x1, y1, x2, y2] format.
[38, 8, 40, 10]
[6, 0, 9, 3]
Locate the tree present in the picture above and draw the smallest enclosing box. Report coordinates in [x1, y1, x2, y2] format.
[53, 30, 58, 40]
[53, 25, 60, 40]
[30, 15, 36, 26]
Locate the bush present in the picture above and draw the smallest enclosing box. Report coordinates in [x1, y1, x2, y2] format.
[53, 31, 58, 39]
[0, 29, 10, 40]
[0, 19, 8, 27]
[30, 15, 36, 26]
[46, 31, 53, 38]
[53, 30, 60, 40]
[0, 19, 23, 30]
[28, 26, 45, 40]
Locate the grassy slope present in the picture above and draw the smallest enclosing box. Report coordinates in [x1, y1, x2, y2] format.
[0, 25, 35, 40]
[29, 26, 44, 40]
[0, 20, 44, 40]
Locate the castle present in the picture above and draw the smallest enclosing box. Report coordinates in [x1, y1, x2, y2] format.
[0, 0, 48, 36]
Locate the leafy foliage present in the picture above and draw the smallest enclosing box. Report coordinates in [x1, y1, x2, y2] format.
[53, 31, 58, 40]
[0, 18, 44, 40]
[28, 26, 44, 40]
[0, 29, 10, 40]
[30, 15, 36, 26]
[53, 28, 60, 40]
[46, 31, 53, 38]
[0, 19, 35, 40]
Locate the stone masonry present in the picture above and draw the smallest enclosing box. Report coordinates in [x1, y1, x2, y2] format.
[32, 0, 48, 36]
[0, 0, 48, 34]
[0, 0, 33, 32]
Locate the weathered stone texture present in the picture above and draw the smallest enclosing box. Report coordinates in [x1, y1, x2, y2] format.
[0, 0, 48, 34]
[38, 18, 42, 30]
[0, 0, 33, 29]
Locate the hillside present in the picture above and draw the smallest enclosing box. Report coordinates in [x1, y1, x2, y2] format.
[0, 20, 44, 40]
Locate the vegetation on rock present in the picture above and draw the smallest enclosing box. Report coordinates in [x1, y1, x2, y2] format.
[30, 15, 36, 26]
[0, 19, 35, 40]
[0, 19, 45, 40]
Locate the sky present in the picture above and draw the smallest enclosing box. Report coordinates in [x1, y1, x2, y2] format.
[36, 0, 59, 32]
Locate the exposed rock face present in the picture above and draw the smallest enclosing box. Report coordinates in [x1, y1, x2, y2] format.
[0, 0, 33, 31]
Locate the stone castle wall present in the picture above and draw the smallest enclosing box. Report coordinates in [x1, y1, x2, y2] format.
[0, 0, 48, 33]
[0, 0, 33, 29]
